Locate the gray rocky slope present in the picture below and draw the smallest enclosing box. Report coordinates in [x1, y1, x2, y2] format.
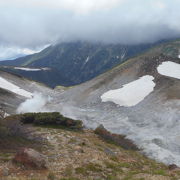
[48, 40, 180, 166]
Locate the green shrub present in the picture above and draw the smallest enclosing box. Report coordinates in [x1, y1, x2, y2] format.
[21, 113, 36, 124]
[34, 112, 61, 125]
[19, 112, 83, 130]
[95, 125, 138, 151]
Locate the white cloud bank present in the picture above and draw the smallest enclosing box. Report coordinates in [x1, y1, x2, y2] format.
[0, 45, 48, 60]
[101, 75, 155, 107]
[0, 0, 180, 51]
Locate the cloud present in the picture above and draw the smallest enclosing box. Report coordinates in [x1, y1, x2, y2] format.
[0, 45, 45, 60]
[0, 0, 180, 50]
[0, 0, 124, 14]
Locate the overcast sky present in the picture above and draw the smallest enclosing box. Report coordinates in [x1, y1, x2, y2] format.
[0, 0, 180, 59]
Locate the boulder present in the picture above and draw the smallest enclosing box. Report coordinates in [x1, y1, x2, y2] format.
[13, 148, 48, 169]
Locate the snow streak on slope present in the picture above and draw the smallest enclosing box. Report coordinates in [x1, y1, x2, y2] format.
[14, 67, 50, 71]
[0, 77, 32, 98]
[157, 61, 180, 79]
[101, 75, 155, 107]
[14, 67, 42, 71]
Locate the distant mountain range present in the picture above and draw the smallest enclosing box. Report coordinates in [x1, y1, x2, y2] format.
[0, 41, 163, 88]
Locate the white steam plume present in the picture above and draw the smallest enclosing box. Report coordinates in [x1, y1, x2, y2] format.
[17, 92, 52, 113]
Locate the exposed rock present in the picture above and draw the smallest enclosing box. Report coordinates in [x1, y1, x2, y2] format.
[104, 148, 117, 156]
[95, 125, 139, 150]
[168, 164, 178, 170]
[13, 148, 48, 169]
[2, 167, 9, 176]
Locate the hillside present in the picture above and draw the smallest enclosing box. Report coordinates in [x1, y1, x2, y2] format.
[49, 39, 180, 166]
[0, 124, 180, 180]
[0, 39, 179, 179]
[0, 41, 160, 88]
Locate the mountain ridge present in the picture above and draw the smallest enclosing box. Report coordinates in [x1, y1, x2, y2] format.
[0, 41, 165, 88]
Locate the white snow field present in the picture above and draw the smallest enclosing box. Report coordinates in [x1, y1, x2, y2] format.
[0, 77, 32, 98]
[101, 75, 156, 107]
[157, 61, 180, 79]
[14, 67, 42, 71]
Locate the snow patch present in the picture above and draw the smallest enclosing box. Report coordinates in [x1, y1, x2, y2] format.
[14, 67, 42, 71]
[0, 77, 32, 98]
[101, 75, 155, 107]
[85, 56, 90, 63]
[157, 61, 180, 79]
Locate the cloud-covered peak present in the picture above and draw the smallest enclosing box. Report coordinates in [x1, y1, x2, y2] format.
[0, 0, 180, 49]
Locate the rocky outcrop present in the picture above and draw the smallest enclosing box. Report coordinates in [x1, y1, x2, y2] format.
[13, 148, 48, 169]
[95, 125, 139, 151]
[168, 164, 178, 170]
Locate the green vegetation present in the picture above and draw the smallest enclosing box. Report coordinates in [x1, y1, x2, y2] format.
[47, 172, 56, 180]
[75, 163, 103, 175]
[18, 112, 83, 130]
[95, 125, 139, 150]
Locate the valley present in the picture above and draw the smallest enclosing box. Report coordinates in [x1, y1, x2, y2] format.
[0, 39, 179, 179]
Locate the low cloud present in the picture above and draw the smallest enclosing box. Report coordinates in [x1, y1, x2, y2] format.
[0, 46, 45, 60]
[0, 0, 180, 50]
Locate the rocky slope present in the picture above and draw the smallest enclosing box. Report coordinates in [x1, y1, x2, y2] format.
[1, 125, 180, 180]
[48, 39, 180, 166]
[0, 39, 179, 174]
[0, 70, 55, 114]
[0, 41, 161, 87]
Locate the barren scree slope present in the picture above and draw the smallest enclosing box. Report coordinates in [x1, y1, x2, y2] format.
[49, 41, 180, 166]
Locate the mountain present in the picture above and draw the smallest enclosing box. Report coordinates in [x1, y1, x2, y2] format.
[0, 41, 162, 88]
[0, 39, 180, 166]
[47, 39, 180, 166]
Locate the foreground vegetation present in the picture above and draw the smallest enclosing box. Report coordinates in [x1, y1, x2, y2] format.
[0, 112, 180, 179]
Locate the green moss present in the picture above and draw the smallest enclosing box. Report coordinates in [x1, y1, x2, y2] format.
[152, 169, 167, 176]
[47, 172, 56, 180]
[105, 161, 121, 172]
[75, 167, 87, 175]
[75, 163, 103, 176]
[106, 175, 120, 180]
[60, 178, 80, 180]
[85, 163, 103, 172]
